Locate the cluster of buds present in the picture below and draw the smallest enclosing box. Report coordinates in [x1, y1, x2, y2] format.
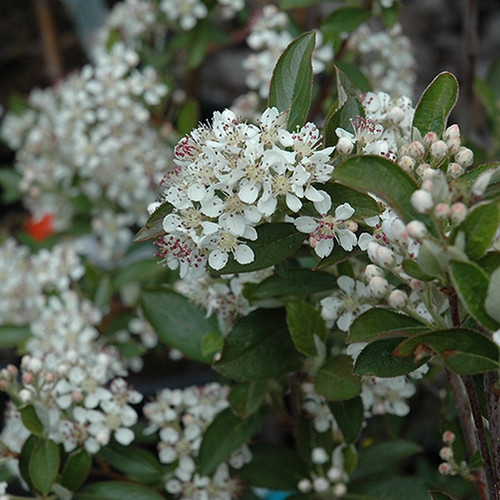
[438, 431, 471, 479]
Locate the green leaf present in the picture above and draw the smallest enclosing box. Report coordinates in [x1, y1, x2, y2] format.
[349, 476, 429, 500]
[286, 301, 327, 356]
[412, 72, 459, 137]
[402, 259, 435, 281]
[452, 201, 500, 260]
[395, 328, 500, 375]
[0, 324, 31, 348]
[321, 7, 371, 37]
[332, 155, 433, 228]
[0, 167, 22, 204]
[60, 449, 92, 491]
[133, 202, 172, 243]
[328, 396, 364, 443]
[321, 182, 382, 219]
[177, 98, 200, 136]
[252, 269, 337, 299]
[93, 274, 113, 312]
[198, 407, 267, 476]
[75, 481, 165, 500]
[335, 62, 371, 93]
[315, 354, 361, 400]
[214, 309, 300, 380]
[228, 381, 268, 418]
[20, 405, 44, 435]
[428, 492, 455, 500]
[141, 287, 219, 363]
[279, 0, 324, 8]
[349, 308, 429, 343]
[485, 267, 500, 323]
[97, 443, 165, 485]
[201, 331, 224, 357]
[29, 438, 60, 496]
[354, 337, 427, 377]
[237, 443, 309, 490]
[324, 67, 365, 147]
[113, 258, 166, 290]
[268, 31, 316, 131]
[449, 260, 500, 331]
[213, 223, 306, 275]
[187, 18, 213, 69]
[19, 434, 38, 491]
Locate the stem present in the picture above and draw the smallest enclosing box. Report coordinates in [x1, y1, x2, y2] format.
[484, 372, 500, 494]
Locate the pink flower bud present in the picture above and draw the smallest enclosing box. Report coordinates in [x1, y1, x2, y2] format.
[22, 373, 34, 385]
[408, 141, 426, 158]
[447, 162, 463, 178]
[442, 430, 456, 444]
[430, 140, 448, 160]
[439, 446, 454, 461]
[446, 136, 461, 155]
[367, 242, 397, 268]
[434, 203, 451, 220]
[443, 124, 460, 142]
[438, 462, 453, 475]
[407, 220, 428, 239]
[398, 155, 416, 173]
[411, 189, 434, 213]
[451, 202, 467, 225]
[388, 289, 408, 309]
[455, 147, 473, 167]
[423, 131, 438, 147]
[410, 278, 425, 291]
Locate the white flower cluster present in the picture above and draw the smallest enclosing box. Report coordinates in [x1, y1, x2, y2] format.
[242, 5, 333, 98]
[0, 42, 170, 262]
[143, 383, 251, 499]
[347, 23, 417, 98]
[154, 107, 336, 276]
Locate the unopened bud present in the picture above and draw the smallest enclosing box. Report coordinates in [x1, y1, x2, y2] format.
[298, 479, 312, 493]
[312, 447, 329, 464]
[327, 467, 343, 482]
[423, 131, 438, 147]
[407, 220, 428, 239]
[388, 289, 408, 309]
[408, 141, 426, 158]
[442, 430, 456, 444]
[333, 483, 348, 496]
[439, 446, 454, 461]
[416, 162, 431, 178]
[411, 189, 434, 213]
[450, 202, 467, 225]
[367, 242, 397, 268]
[430, 140, 448, 160]
[455, 147, 473, 167]
[388, 106, 405, 124]
[337, 136, 354, 155]
[365, 264, 384, 280]
[368, 276, 390, 298]
[398, 155, 416, 173]
[446, 136, 461, 155]
[443, 124, 460, 142]
[313, 477, 330, 493]
[438, 462, 453, 475]
[19, 388, 33, 403]
[410, 278, 425, 291]
[447, 162, 463, 178]
[434, 203, 451, 220]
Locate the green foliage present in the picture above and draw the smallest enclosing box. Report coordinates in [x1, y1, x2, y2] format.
[75, 481, 165, 500]
[29, 438, 60, 495]
[314, 354, 362, 400]
[60, 449, 92, 491]
[0, 324, 31, 348]
[0, 167, 22, 204]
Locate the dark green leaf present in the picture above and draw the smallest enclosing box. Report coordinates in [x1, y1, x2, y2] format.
[332, 155, 434, 229]
[20, 405, 44, 435]
[328, 396, 364, 443]
[177, 98, 200, 136]
[60, 449, 92, 491]
[402, 259, 435, 281]
[452, 201, 500, 260]
[395, 328, 499, 375]
[349, 308, 428, 343]
[141, 286, 218, 363]
[29, 438, 60, 496]
[113, 258, 166, 290]
[0, 324, 31, 348]
[93, 274, 113, 311]
[335, 62, 371, 93]
[213, 223, 306, 275]
[286, 301, 327, 356]
[19, 434, 38, 492]
[201, 331, 224, 357]
[450, 260, 500, 331]
[198, 407, 267, 476]
[412, 72, 459, 137]
[268, 31, 316, 130]
[228, 381, 268, 418]
[237, 444, 309, 490]
[321, 7, 371, 37]
[280, 0, 324, 8]
[315, 354, 362, 400]
[214, 309, 300, 380]
[187, 18, 213, 69]
[354, 337, 427, 377]
[252, 269, 337, 299]
[324, 67, 365, 147]
[321, 182, 382, 219]
[133, 202, 172, 243]
[75, 481, 165, 500]
[428, 491, 455, 500]
[0, 167, 22, 204]
[349, 476, 429, 500]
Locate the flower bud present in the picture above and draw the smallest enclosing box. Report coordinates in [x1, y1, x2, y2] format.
[416, 162, 431, 178]
[408, 141, 426, 158]
[333, 483, 348, 496]
[368, 276, 390, 298]
[446, 136, 461, 155]
[388, 105, 405, 124]
[337, 136, 354, 155]
[313, 477, 330, 493]
[450, 202, 467, 225]
[423, 131, 438, 147]
[410, 278, 425, 291]
[19, 388, 33, 403]
[438, 462, 453, 475]
[398, 155, 416, 173]
[388, 289, 408, 309]
[434, 202, 451, 220]
[367, 242, 397, 268]
[455, 147, 473, 167]
[327, 467, 343, 482]
[365, 264, 384, 280]
[439, 446, 454, 461]
[442, 430, 456, 444]
[410, 189, 434, 213]
[443, 124, 460, 142]
[430, 140, 448, 160]
[407, 220, 428, 239]
[298, 479, 312, 493]
[312, 447, 329, 464]
[446, 162, 463, 178]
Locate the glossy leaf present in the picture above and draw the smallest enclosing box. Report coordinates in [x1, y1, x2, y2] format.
[30, 438, 60, 496]
[214, 309, 300, 380]
[328, 396, 364, 443]
[133, 202, 172, 243]
[141, 287, 218, 363]
[354, 337, 427, 377]
[315, 354, 362, 400]
[450, 261, 500, 331]
[19, 435, 38, 491]
[452, 201, 500, 260]
[349, 308, 428, 343]
[324, 67, 365, 147]
[268, 31, 316, 131]
[60, 449, 92, 491]
[332, 155, 433, 227]
[395, 328, 500, 375]
[228, 381, 268, 418]
[485, 266, 500, 323]
[237, 443, 309, 490]
[412, 72, 459, 137]
[213, 223, 306, 275]
[252, 269, 337, 299]
[286, 301, 327, 356]
[321, 7, 371, 38]
[321, 182, 382, 219]
[198, 407, 267, 476]
[75, 481, 165, 500]
[20, 405, 44, 436]
[177, 98, 200, 136]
